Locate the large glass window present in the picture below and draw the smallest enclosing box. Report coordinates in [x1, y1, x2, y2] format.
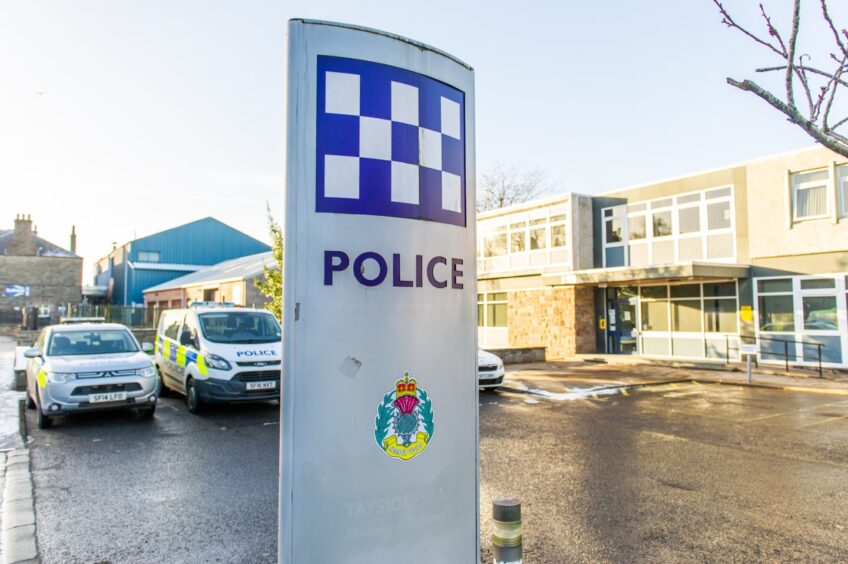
[601, 187, 735, 267]
[529, 222, 547, 250]
[628, 215, 646, 240]
[839, 164, 848, 216]
[605, 218, 623, 243]
[672, 300, 702, 332]
[652, 211, 672, 237]
[705, 299, 737, 333]
[707, 201, 731, 230]
[478, 292, 508, 328]
[678, 207, 700, 234]
[758, 295, 794, 332]
[792, 168, 830, 220]
[551, 224, 566, 248]
[484, 229, 507, 257]
[641, 300, 669, 332]
[802, 296, 838, 330]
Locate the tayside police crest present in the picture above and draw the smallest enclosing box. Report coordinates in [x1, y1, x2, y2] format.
[374, 371, 434, 461]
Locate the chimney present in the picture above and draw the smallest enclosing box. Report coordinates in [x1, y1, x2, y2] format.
[70, 225, 77, 254]
[7, 214, 38, 256]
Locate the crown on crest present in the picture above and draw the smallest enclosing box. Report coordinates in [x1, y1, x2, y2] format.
[395, 371, 417, 397]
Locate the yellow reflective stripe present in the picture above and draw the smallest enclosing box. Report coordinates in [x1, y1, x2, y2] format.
[197, 355, 208, 376]
[37, 370, 47, 389]
[176, 346, 187, 367]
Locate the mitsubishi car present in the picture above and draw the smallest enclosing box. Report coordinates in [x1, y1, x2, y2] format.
[24, 323, 159, 429]
[478, 349, 505, 390]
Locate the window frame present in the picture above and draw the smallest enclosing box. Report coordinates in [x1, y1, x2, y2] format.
[791, 167, 831, 221]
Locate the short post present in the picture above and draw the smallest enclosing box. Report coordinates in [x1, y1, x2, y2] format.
[725, 334, 729, 364]
[818, 344, 823, 378]
[746, 353, 752, 384]
[492, 498, 522, 564]
[784, 340, 789, 372]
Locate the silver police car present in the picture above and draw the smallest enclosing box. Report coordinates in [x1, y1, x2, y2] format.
[24, 323, 158, 429]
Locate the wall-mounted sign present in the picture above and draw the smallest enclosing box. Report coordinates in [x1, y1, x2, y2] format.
[2, 285, 31, 298]
[740, 305, 753, 322]
[281, 19, 478, 563]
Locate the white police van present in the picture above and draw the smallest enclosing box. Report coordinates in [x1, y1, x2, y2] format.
[155, 304, 282, 414]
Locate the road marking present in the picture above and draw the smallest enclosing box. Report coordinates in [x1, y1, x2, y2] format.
[782, 386, 848, 397]
[798, 413, 848, 428]
[744, 400, 848, 422]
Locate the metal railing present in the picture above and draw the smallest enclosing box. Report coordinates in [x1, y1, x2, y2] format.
[726, 334, 826, 378]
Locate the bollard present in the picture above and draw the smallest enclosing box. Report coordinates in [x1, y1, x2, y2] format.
[492, 498, 522, 564]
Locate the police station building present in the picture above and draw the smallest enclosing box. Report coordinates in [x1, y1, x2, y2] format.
[478, 146, 848, 370]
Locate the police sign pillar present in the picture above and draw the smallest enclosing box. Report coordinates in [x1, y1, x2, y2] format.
[281, 20, 478, 563]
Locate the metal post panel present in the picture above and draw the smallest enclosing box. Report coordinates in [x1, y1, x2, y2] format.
[281, 19, 478, 563]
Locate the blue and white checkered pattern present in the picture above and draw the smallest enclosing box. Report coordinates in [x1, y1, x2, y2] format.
[315, 56, 466, 227]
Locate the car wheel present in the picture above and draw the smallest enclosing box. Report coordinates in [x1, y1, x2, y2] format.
[186, 379, 203, 414]
[139, 405, 156, 420]
[36, 391, 52, 430]
[26, 392, 35, 409]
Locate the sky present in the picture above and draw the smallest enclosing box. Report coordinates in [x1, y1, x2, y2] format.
[1, 1, 846, 278]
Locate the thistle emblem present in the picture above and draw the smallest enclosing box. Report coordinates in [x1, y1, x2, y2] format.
[374, 371, 434, 461]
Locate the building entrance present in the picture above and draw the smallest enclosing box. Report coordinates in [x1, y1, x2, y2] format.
[606, 287, 638, 354]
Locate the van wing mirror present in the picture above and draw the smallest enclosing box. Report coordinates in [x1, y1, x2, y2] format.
[141, 342, 154, 353]
[179, 332, 193, 347]
[23, 348, 41, 359]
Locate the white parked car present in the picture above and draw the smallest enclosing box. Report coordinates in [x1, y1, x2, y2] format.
[24, 323, 159, 429]
[478, 349, 504, 390]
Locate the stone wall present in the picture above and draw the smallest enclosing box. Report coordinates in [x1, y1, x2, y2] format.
[508, 285, 596, 359]
[0, 255, 83, 309]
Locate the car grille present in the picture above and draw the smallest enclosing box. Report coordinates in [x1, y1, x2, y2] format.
[235, 360, 282, 367]
[234, 370, 281, 382]
[71, 383, 143, 395]
[76, 369, 138, 379]
[479, 364, 499, 372]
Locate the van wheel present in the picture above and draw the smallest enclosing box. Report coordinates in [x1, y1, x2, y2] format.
[26, 392, 35, 409]
[36, 391, 52, 430]
[157, 369, 170, 397]
[186, 379, 203, 414]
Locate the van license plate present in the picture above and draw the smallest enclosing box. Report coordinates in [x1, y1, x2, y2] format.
[246, 381, 276, 391]
[90, 392, 127, 403]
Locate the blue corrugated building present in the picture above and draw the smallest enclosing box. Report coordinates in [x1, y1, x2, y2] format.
[94, 217, 270, 305]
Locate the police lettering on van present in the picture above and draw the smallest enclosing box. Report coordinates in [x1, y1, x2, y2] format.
[154, 305, 282, 414]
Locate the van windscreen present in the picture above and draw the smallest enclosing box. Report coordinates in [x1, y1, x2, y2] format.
[198, 312, 281, 344]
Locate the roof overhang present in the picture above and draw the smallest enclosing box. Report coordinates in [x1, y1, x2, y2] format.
[557, 262, 750, 286]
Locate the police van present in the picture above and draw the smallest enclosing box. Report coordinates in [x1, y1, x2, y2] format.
[155, 304, 282, 413]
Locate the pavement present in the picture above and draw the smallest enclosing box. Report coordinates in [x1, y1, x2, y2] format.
[501, 359, 848, 399]
[3, 351, 848, 562]
[0, 337, 37, 564]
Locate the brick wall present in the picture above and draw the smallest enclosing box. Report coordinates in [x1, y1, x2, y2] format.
[507, 285, 596, 359]
[0, 255, 82, 308]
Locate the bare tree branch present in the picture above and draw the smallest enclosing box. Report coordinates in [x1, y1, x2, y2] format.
[757, 65, 848, 89]
[821, 0, 848, 58]
[714, 0, 848, 159]
[477, 163, 549, 212]
[711, 0, 784, 57]
[727, 78, 848, 155]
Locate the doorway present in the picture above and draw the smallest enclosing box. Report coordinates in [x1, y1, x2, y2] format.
[606, 287, 638, 354]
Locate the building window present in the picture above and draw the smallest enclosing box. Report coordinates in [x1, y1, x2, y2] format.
[839, 165, 848, 216]
[478, 205, 569, 273]
[652, 211, 672, 237]
[792, 168, 830, 220]
[601, 186, 735, 268]
[138, 251, 160, 262]
[478, 292, 508, 327]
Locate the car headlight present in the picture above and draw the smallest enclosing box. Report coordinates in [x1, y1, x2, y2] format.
[205, 354, 231, 371]
[137, 366, 156, 378]
[47, 372, 76, 384]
